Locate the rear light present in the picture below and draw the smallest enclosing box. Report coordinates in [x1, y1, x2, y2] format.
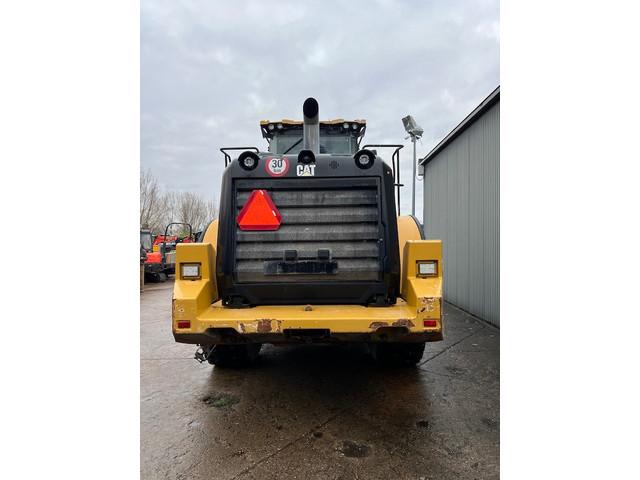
[423, 319, 437, 328]
[181, 263, 201, 279]
[238, 151, 260, 171]
[237, 189, 282, 231]
[417, 260, 438, 277]
[298, 149, 315, 164]
[177, 320, 190, 329]
[354, 149, 375, 169]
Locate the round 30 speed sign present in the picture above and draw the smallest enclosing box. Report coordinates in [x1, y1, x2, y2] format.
[265, 156, 289, 177]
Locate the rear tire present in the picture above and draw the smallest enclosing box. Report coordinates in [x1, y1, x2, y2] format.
[370, 342, 425, 366]
[207, 344, 262, 368]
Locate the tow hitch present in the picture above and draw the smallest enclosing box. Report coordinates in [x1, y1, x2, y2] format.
[194, 346, 212, 364]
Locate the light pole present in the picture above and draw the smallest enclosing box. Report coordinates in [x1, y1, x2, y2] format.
[402, 115, 424, 216]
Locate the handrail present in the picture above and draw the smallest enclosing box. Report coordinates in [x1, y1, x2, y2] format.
[220, 147, 260, 167]
[362, 144, 404, 215]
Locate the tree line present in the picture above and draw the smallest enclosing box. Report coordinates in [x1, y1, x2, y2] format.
[140, 169, 217, 235]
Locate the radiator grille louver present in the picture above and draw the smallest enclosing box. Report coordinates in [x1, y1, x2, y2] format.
[234, 186, 381, 283]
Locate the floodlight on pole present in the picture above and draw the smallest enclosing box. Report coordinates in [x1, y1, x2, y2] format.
[402, 115, 424, 216]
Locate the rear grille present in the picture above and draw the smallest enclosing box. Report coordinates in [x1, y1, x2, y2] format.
[234, 185, 381, 283]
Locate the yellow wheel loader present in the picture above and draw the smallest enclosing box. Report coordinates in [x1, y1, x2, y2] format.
[172, 98, 443, 367]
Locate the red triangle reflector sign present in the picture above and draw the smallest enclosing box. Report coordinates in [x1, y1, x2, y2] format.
[237, 189, 282, 231]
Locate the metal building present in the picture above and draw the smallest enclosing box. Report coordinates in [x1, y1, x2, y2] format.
[419, 86, 500, 326]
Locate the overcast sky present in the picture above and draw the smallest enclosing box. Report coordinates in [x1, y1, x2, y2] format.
[141, 0, 499, 222]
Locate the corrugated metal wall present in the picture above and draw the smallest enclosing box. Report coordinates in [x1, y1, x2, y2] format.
[423, 102, 500, 325]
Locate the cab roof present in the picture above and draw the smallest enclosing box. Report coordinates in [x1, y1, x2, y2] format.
[260, 118, 366, 126]
[259, 118, 367, 140]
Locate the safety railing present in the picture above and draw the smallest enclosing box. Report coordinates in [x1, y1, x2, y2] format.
[220, 147, 259, 167]
[362, 144, 404, 215]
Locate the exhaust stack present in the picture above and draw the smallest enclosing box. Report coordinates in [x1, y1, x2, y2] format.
[302, 97, 319, 154]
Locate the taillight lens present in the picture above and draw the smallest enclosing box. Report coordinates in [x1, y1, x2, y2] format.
[180, 263, 200, 279]
[417, 261, 438, 277]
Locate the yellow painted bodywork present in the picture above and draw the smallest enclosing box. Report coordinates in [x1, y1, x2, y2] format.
[202, 219, 219, 245]
[172, 216, 443, 341]
[396, 215, 423, 279]
[401, 240, 443, 326]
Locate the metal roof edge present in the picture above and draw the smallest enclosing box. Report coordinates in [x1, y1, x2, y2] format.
[419, 86, 500, 166]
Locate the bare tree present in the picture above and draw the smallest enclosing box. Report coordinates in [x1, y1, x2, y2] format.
[162, 191, 180, 226]
[140, 169, 217, 235]
[140, 169, 167, 233]
[176, 191, 217, 232]
[204, 199, 217, 228]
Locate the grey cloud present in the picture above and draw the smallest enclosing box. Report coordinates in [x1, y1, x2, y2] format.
[141, 0, 499, 219]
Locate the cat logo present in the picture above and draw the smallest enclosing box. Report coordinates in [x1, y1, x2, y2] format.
[296, 164, 316, 177]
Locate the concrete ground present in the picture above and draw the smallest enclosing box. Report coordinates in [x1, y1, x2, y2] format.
[141, 281, 499, 479]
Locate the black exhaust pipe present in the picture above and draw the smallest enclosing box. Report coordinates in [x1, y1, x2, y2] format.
[303, 97, 319, 154]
